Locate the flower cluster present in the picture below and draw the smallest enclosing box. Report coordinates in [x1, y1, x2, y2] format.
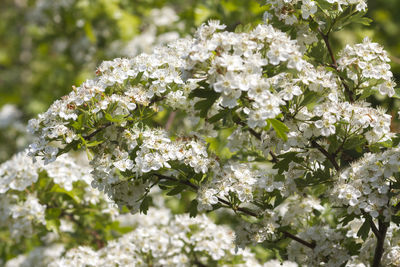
[198, 162, 284, 210]
[264, 0, 367, 25]
[189, 22, 306, 110]
[338, 37, 396, 97]
[330, 147, 400, 220]
[0, 150, 117, 241]
[89, 125, 214, 212]
[26, 20, 349, 216]
[4, 244, 65, 267]
[301, 101, 391, 141]
[27, 34, 193, 163]
[287, 226, 350, 266]
[383, 246, 400, 267]
[43, 208, 264, 267]
[0, 193, 46, 241]
[234, 195, 326, 247]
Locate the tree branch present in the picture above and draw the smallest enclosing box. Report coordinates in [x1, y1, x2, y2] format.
[372, 219, 388, 267]
[282, 231, 316, 249]
[83, 96, 163, 141]
[165, 111, 177, 130]
[362, 211, 380, 239]
[83, 122, 112, 140]
[317, 29, 354, 102]
[370, 219, 381, 239]
[318, 29, 338, 68]
[154, 173, 315, 249]
[311, 140, 340, 171]
[233, 118, 279, 163]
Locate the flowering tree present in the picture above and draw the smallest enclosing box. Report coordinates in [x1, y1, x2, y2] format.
[1, 150, 278, 266]
[24, 0, 400, 266]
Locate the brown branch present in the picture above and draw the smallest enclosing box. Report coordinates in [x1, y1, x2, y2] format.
[311, 140, 340, 171]
[372, 219, 388, 267]
[370, 219, 380, 239]
[154, 174, 198, 191]
[372, 184, 391, 267]
[65, 214, 105, 249]
[83, 122, 112, 140]
[233, 118, 279, 164]
[317, 28, 354, 102]
[318, 29, 338, 68]
[362, 211, 380, 239]
[282, 231, 316, 249]
[165, 111, 177, 130]
[269, 151, 279, 164]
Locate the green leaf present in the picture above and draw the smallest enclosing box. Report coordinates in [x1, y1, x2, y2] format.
[139, 196, 150, 215]
[131, 72, 143, 85]
[46, 208, 62, 220]
[273, 152, 302, 174]
[189, 87, 219, 99]
[159, 179, 180, 188]
[357, 219, 370, 241]
[379, 139, 393, 148]
[84, 22, 97, 43]
[300, 90, 319, 106]
[207, 108, 232, 123]
[235, 24, 244, 33]
[50, 184, 81, 204]
[344, 136, 366, 151]
[71, 113, 85, 131]
[194, 94, 220, 118]
[354, 16, 373, 26]
[309, 20, 319, 32]
[357, 87, 376, 100]
[189, 199, 198, 218]
[207, 106, 239, 123]
[45, 219, 60, 234]
[105, 113, 126, 123]
[315, 0, 332, 10]
[392, 88, 400, 99]
[86, 140, 104, 147]
[267, 118, 289, 141]
[327, 135, 340, 153]
[334, 10, 372, 31]
[166, 185, 186, 196]
[391, 215, 400, 225]
[344, 240, 362, 255]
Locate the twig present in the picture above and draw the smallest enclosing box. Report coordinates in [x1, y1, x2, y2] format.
[362, 211, 380, 239]
[317, 28, 354, 102]
[154, 174, 315, 250]
[82, 96, 163, 141]
[282, 231, 316, 249]
[318, 29, 338, 68]
[269, 151, 279, 163]
[311, 140, 340, 171]
[165, 111, 176, 130]
[233, 118, 279, 163]
[83, 122, 112, 140]
[372, 219, 388, 267]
